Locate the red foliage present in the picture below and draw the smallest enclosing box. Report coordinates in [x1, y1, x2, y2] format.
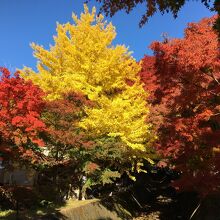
[43, 92, 94, 155]
[140, 16, 220, 195]
[140, 56, 169, 131]
[84, 162, 100, 174]
[0, 68, 46, 158]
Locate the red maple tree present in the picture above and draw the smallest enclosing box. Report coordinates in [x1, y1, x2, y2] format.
[140, 16, 220, 194]
[0, 68, 46, 160]
[42, 92, 94, 158]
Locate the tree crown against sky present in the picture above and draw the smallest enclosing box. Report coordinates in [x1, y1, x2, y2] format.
[21, 5, 156, 154]
[141, 15, 220, 194]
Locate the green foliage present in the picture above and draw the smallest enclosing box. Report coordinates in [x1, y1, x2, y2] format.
[101, 169, 121, 185]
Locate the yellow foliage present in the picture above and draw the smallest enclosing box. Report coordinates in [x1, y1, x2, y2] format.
[21, 5, 156, 151]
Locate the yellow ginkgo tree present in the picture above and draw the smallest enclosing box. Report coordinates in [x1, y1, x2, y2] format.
[21, 5, 156, 155]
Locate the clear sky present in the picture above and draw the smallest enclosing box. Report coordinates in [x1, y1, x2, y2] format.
[0, 0, 215, 72]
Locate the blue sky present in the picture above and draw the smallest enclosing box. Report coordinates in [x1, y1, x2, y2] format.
[0, 0, 215, 72]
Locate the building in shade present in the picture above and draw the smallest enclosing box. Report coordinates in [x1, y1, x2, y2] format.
[0, 143, 38, 187]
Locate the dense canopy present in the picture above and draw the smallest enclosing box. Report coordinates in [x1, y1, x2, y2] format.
[21, 5, 156, 152]
[1, 4, 220, 214]
[140, 15, 220, 193]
